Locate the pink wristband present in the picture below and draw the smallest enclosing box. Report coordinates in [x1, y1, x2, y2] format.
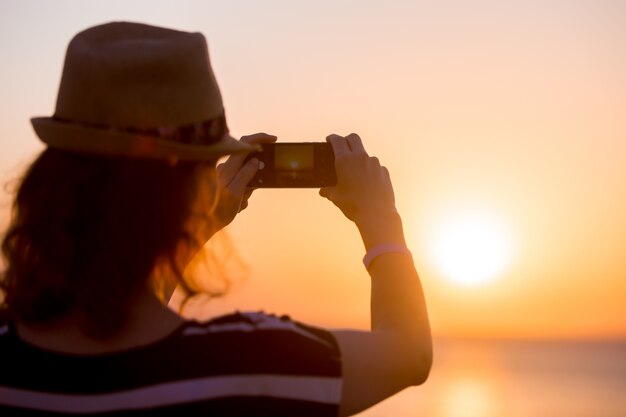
[363, 243, 412, 269]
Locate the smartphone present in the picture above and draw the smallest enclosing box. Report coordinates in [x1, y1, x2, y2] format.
[245, 142, 337, 188]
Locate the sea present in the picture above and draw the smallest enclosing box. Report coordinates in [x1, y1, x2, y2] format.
[356, 338, 626, 417]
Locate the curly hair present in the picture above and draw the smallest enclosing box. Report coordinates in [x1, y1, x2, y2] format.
[0, 148, 217, 337]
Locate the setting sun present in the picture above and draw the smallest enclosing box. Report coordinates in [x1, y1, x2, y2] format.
[430, 208, 513, 286]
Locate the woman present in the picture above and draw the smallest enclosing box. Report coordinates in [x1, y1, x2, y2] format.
[0, 22, 431, 416]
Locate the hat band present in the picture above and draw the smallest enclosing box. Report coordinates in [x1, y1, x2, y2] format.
[52, 113, 228, 146]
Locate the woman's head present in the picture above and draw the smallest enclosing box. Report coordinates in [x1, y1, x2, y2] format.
[1, 149, 213, 336]
[0, 21, 250, 336]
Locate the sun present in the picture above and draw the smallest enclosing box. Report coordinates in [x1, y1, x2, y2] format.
[430, 208, 513, 286]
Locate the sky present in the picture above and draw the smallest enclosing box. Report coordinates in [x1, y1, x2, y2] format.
[1, 0, 625, 339]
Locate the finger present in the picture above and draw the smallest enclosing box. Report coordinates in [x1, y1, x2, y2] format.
[227, 157, 260, 195]
[216, 157, 244, 187]
[218, 134, 276, 185]
[239, 188, 254, 212]
[326, 134, 350, 158]
[319, 186, 334, 200]
[369, 156, 381, 168]
[346, 133, 367, 155]
[216, 133, 277, 171]
[242, 188, 254, 200]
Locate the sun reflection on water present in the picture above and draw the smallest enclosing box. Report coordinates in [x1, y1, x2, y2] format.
[357, 339, 626, 417]
[438, 376, 504, 417]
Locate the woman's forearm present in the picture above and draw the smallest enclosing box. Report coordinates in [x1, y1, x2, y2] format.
[356, 213, 433, 379]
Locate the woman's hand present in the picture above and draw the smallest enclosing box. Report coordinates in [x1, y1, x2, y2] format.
[211, 133, 277, 230]
[320, 133, 403, 248]
[320, 133, 397, 223]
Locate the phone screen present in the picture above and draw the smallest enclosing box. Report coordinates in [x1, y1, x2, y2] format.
[245, 143, 336, 188]
[275, 145, 314, 171]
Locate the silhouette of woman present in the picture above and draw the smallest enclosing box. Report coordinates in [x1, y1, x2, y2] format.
[0, 22, 431, 416]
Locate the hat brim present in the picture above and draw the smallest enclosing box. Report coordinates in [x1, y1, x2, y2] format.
[31, 117, 258, 160]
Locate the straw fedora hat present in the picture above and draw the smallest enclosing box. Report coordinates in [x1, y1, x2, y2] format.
[31, 21, 257, 160]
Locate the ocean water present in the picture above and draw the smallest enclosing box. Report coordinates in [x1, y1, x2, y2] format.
[356, 338, 626, 417]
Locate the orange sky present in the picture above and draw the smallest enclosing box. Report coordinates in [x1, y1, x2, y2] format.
[1, 0, 625, 339]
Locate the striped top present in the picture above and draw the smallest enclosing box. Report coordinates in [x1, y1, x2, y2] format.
[0, 311, 342, 416]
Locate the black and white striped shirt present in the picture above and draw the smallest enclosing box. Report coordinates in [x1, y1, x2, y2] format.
[0, 311, 342, 416]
